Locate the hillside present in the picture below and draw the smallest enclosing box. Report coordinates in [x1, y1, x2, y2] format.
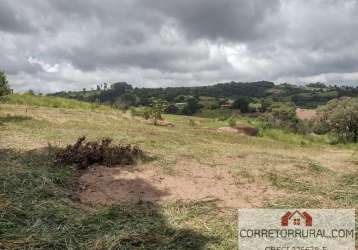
[1, 98, 357, 249]
[52, 81, 358, 109]
[0, 93, 110, 111]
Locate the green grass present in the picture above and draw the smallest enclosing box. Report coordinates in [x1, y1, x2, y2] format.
[0, 94, 110, 111]
[0, 148, 236, 249]
[1, 100, 357, 249]
[259, 128, 328, 146]
[195, 108, 239, 120]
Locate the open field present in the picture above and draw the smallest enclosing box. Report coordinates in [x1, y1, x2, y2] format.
[1, 103, 357, 249]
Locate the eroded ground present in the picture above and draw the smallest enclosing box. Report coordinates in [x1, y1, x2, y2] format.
[79, 161, 286, 207]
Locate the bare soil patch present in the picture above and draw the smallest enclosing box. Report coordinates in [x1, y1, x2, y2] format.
[217, 126, 258, 136]
[79, 161, 285, 208]
[217, 127, 238, 133]
[296, 108, 317, 120]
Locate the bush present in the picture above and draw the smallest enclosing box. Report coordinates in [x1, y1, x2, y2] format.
[150, 98, 168, 125]
[228, 116, 237, 128]
[232, 96, 251, 113]
[188, 119, 197, 127]
[165, 104, 179, 114]
[0, 70, 11, 96]
[182, 97, 200, 115]
[313, 97, 358, 143]
[55, 137, 145, 169]
[260, 103, 310, 134]
[143, 109, 151, 120]
[130, 107, 151, 119]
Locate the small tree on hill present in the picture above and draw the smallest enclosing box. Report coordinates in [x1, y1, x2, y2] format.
[261, 103, 302, 132]
[314, 97, 358, 143]
[165, 104, 179, 114]
[117, 92, 138, 109]
[0, 70, 11, 96]
[260, 97, 273, 112]
[150, 98, 168, 125]
[182, 97, 200, 115]
[232, 96, 251, 113]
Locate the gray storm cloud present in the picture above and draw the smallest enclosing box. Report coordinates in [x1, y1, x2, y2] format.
[0, 0, 357, 93]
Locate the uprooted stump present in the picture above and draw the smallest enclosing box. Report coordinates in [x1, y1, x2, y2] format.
[55, 137, 145, 169]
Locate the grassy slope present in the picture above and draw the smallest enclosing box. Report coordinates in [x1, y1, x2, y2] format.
[0, 94, 110, 111]
[0, 100, 357, 249]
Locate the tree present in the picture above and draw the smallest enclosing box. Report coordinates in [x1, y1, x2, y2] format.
[0, 70, 11, 96]
[111, 82, 133, 93]
[182, 97, 200, 115]
[117, 92, 138, 108]
[260, 97, 273, 112]
[165, 104, 179, 114]
[26, 89, 35, 95]
[314, 97, 358, 143]
[232, 96, 251, 113]
[174, 95, 186, 102]
[261, 103, 301, 132]
[150, 98, 168, 125]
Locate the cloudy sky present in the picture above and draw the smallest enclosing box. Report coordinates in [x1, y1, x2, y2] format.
[1, 0, 358, 93]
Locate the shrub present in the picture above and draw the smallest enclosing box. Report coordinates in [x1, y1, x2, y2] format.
[188, 119, 197, 127]
[143, 109, 151, 120]
[150, 98, 168, 125]
[232, 96, 251, 113]
[259, 98, 273, 112]
[130, 107, 151, 119]
[165, 104, 179, 114]
[313, 97, 358, 143]
[260, 103, 310, 134]
[55, 137, 145, 169]
[182, 97, 200, 115]
[0, 70, 11, 96]
[228, 116, 237, 128]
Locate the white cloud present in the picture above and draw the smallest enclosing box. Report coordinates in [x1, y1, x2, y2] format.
[28, 57, 59, 73]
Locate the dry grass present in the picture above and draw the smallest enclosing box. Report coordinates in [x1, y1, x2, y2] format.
[1, 103, 357, 249]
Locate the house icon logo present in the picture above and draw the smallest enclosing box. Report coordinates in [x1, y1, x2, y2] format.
[281, 210, 312, 227]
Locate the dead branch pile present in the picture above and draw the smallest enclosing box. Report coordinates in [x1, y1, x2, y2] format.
[55, 137, 144, 169]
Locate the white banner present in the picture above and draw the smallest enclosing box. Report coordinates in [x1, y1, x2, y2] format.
[238, 209, 355, 250]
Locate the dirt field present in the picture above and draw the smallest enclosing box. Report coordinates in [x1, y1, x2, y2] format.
[79, 161, 286, 207]
[1, 104, 357, 249]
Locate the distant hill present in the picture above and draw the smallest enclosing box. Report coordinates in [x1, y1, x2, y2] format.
[51, 81, 358, 109]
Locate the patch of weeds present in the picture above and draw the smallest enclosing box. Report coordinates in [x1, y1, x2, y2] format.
[1, 149, 221, 249]
[228, 116, 237, 128]
[331, 174, 358, 206]
[0, 114, 32, 125]
[294, 159, 327, 174]
[266, 195, 326, 208]
[55, 136, 146, 169]
[347, 152, 358, 165]
[165, 200, 236, 249]
[188, 119, 197, 128]
[267, 172, 320, 193]
[340, 174, 358, 186]
[306, 160, 325, 173]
